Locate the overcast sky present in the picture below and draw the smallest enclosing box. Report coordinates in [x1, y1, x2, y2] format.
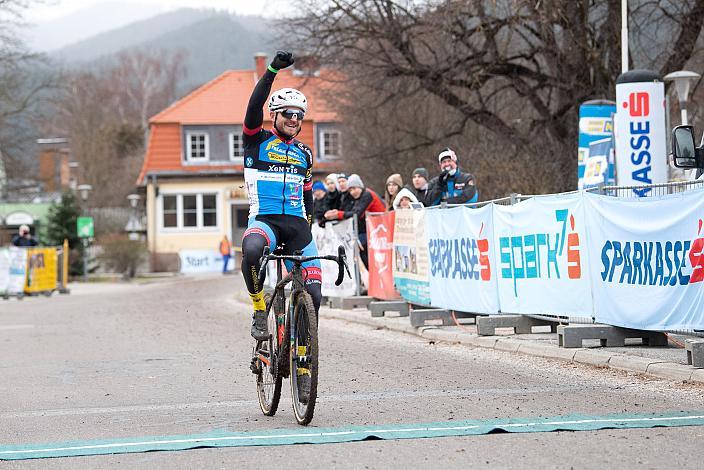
[23, 0, 291, 51]
[26, 0, 286, 22]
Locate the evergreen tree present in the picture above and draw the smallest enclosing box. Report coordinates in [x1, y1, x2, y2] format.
[43, 191, 84, 275]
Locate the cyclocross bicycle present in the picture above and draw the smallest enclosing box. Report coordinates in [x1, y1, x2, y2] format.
[250, 244, 349, 425]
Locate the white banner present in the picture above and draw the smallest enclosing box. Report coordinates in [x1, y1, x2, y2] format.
[585, 190, 704, 330]
[178, 250, 232, 273]
[614, 80, 668, 194]
[0, 247, 27, 294]
[425, 206, 499, 314]
[493, 194, 592, 317]
[393, 208, 431, 305]
[312, 219, 358, 297]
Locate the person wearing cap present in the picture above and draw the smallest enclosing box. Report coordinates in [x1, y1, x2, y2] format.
[326, 174, 385, 269]
[324, 173, 353, 221]
[321, 173, 341, 215]
[384, 174, 403, 210]
[311, 180, 327, 225]
[406, 167, 433, 206]
[427, 148, 478, 206]
[12, 225, 38, 247]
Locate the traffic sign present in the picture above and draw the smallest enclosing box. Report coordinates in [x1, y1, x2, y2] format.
[77, 217, 94, 238]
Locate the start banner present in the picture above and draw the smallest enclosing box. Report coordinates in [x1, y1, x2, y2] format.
[585, 190, 704, 330]
[366, 212, 400, 300]
[393, 208, 431, 305]
[493, 194, 592, 317]
[425, 205, 499, 314]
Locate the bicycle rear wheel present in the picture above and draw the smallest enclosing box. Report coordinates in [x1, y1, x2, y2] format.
[255, 293, 282, 416]
[289, 292, 318, 425]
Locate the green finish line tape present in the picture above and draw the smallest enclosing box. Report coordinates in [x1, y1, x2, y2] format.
[2, 410, 704, 460]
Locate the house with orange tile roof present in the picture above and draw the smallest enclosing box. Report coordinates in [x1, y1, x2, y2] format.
[137, 53, 344, 271]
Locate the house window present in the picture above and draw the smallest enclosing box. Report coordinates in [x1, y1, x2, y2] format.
[186, 132, 209, 161]
[160, 193, 219, 230]
[320, 130, 341, 159]
[229, 132, 244, 162]
[183, 195, 197, 227]
[163, 195, 178, 228]
[202, 195, 217, 227]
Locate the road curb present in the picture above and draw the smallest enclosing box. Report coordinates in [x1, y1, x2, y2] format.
[320, 307, 703, 385]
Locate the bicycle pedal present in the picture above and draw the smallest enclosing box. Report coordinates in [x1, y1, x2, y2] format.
[249, 357, 261, 374]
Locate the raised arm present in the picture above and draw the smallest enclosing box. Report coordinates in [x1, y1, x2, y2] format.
[243, 51, 295, 134]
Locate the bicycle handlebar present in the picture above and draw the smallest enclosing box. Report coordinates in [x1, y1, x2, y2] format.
[257, 245, 351, 286]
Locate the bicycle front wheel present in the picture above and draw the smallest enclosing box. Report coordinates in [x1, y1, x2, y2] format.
[255, 293, 282, 416]
[289, 292, 318, 425]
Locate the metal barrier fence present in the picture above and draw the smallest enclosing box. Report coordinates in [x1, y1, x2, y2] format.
[413, 180, 704, 335]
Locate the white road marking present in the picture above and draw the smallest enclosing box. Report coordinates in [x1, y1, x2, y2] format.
[0, 324, 34, 331]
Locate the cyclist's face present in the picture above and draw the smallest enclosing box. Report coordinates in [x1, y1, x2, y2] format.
[270, 108, 303, 139]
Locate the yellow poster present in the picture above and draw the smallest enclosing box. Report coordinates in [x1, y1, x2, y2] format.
[25, 248, 58, 293]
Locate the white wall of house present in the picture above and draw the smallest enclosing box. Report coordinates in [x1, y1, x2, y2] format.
[146, 178, 247, 255]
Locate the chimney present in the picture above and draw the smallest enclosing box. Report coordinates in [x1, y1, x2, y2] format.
[254, 52, 267, 79]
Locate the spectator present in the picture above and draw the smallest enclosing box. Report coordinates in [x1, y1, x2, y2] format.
[312, 180, 327, 225]
[324, 173, 352, 221]
[322, 173, 341, 213]
[326, 174, 385, 268]
[407, 167, 433, 206]
[393, 187, 421, 210]
[384, 174, 403, 210]
[219, 235, 232, 274]
[11, 225, 38, 247]
[427, 148, 478, 206]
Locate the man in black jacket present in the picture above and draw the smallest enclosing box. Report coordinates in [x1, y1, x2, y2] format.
[407, 167, 433, 206]
[427, 148, 478, 206]
[12, 225, 38, 247]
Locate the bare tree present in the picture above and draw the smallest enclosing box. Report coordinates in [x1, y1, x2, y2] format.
[45, 49, 186, 207]
[0, 0, 55, 183]
[289, 0, 704, 197]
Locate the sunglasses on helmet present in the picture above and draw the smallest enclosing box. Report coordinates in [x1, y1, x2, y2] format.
[279, 109, 305, 120]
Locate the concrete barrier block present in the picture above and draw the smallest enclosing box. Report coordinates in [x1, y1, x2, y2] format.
[330, 295, 374, 310]
[409, 308, 453, 327]
[369, 300, 409, 317]
[685, 340, 704, 368]
[557, 324, 668, 348]
[476, 315, 557, 336]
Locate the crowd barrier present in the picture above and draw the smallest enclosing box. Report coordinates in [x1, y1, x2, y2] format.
[0, 241, 69, 298]
[361, 181, 704, 333]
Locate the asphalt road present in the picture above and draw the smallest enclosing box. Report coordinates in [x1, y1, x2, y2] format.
[1, 275, 704, 469]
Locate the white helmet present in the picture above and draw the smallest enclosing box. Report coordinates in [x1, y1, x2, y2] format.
[268, 88, 308, 113]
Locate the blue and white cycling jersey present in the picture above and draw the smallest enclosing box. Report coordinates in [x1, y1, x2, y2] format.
[242, 128, 313, 219]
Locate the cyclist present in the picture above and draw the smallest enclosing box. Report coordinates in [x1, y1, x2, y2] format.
[241, 50, 322, 345]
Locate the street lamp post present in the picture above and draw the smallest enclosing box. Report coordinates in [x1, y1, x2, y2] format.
[76, 184, 92, 282]
[126, 194, 141, 241]
[664, 70, 701, 126]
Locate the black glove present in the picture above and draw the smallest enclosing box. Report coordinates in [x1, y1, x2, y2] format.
[438, 170, 449, 185]
[270, 50, 294, 71]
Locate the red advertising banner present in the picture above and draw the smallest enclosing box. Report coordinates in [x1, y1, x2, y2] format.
[366, 211, 400, 300]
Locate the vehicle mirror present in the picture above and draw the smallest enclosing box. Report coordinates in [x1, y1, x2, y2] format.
[671, 125, 699, 169]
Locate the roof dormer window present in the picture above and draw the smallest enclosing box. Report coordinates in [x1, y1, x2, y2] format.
[186, 132, 209, 161]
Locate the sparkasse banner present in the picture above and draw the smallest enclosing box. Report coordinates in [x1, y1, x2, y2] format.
[614, 71, 668, 195]
[492, 194, 592, 317]
[585, 190, 704, 330]
[425, 205, 499, 314]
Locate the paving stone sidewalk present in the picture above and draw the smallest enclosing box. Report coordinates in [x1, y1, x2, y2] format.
[319, 305, 704, 385]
